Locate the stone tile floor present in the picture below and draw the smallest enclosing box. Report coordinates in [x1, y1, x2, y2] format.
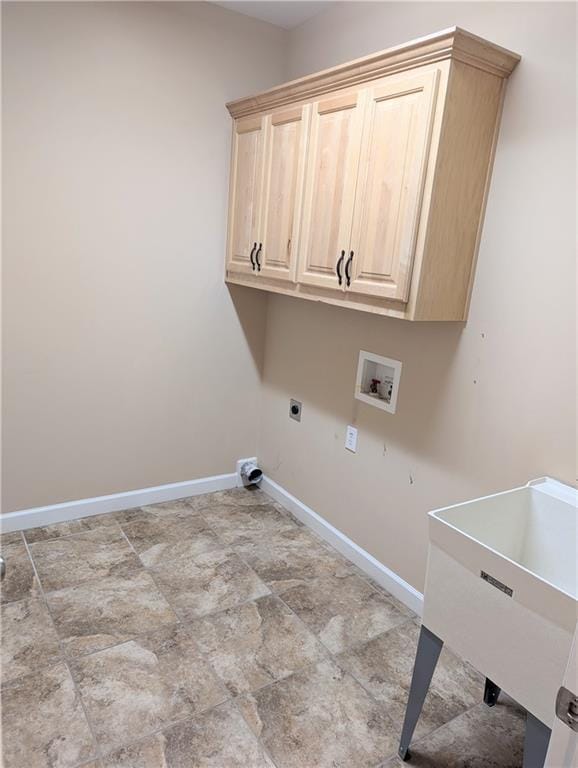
[0, 487, 525, 767]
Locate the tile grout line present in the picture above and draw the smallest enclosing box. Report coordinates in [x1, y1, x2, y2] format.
[62, 623, 289, 768]
[273, 587, 407, 760]
[25, 518, 139, 594]
[0, 530, 26, 547]
[22, 517, 122, 546]
[229, 695, 283, 768]
[35, 569, 272, 668]
[85, 522, 240, 723]
[353, 570, 417, 618]
[112, 511, 271, 631]
[19, 534, 105, 765]
[83, 700, 234, 763]
[35, 564, 152, 605]
[130, 491, 414, 675]
[334, 626, 487, 764]
[257, 485, 417, 619]
[210, 494, 414, 668]
[57, 629, 237, 762]
[27, 504, 224, 600]
[374, 699, 503, 768]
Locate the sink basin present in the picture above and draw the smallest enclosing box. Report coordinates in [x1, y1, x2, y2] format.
[423, 477, 577, 727]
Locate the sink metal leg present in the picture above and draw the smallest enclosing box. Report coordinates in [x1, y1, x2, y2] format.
[483, 678, 501, 707]
[398, 625, 443, 762]
[523, 712, 551, 768]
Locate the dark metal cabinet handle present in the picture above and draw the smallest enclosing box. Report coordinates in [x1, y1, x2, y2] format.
[336, 250, 345, 286]
[345, 251, 354, 287]
[255, 243, 262, 272]
[249, 243, 257, 270]
[556, 686, 578, 732]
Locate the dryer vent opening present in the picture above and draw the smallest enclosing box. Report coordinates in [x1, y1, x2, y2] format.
[240, 461, 263, 487]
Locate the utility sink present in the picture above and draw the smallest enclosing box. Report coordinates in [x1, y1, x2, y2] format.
[423, 477, 577, 728]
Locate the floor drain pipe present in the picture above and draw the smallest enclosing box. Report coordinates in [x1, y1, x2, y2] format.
[240, 461, 263, 487]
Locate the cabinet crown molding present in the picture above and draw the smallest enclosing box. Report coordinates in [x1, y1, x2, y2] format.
[226, 26, 520, 119]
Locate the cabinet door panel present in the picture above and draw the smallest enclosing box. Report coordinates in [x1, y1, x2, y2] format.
[226, 116, 266, 275]
[297, 92, 366, 291]
[348, 70, 439, 301]
[259, 106, 310, 282]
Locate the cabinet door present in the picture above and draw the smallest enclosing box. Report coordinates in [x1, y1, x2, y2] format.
[347, 70, 439, 302]
[297, 91, 366, 291]
[226, 115, 267, 276]
[259, 106, 310, 282]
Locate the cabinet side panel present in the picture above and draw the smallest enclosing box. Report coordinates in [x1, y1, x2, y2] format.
[413, 62, 505, 320]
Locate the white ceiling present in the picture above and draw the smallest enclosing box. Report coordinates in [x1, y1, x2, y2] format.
[213, 1, 334, 29]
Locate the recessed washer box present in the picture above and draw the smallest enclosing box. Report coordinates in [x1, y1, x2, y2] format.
[355, 351, 402, 414]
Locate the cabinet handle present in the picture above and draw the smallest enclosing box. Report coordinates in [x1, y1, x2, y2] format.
[336, 250, 345, 286]
[249, 243, 257, 270]
[345, 251, 354, 287]
[255, 243, 262, 272]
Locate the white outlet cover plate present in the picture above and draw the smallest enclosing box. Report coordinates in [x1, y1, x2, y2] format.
[345, 425, 358, 453]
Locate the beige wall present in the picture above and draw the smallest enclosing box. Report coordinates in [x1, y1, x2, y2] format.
[2, 2, 287, 511]
[258, 2, 576, 591]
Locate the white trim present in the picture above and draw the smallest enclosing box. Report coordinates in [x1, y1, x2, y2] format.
[0, 473, 238, 533]
[0, 463, 423, 617]
[528, 476, 578, 507]
[261, 475, 424, 616]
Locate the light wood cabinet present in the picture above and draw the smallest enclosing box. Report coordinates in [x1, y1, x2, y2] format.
[225, 27, 520, 321]
[226, 115, 266, 276]
[259, 105, 310, 282]
[297, 91, 365, 291]
[348, 70, 439, 302]
[227, 105, 310, 282]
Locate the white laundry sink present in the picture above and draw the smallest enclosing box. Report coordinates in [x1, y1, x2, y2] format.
[423, 477, 577, 728]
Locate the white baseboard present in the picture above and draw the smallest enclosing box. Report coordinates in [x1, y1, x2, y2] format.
[0, 473, 238, 533]
[261, 475, 424, 616]
[1, 460, 423, 617]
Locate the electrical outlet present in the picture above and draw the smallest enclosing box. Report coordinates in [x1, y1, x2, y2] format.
[345, 425, 358, 453]
[289, 399, 302, 422]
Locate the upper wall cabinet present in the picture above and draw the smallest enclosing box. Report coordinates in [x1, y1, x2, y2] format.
[227, 106, 310, 282]
[260, 105, 310, 282]
[348, 70, 439, 303]
[225, 27, 520, 321]
[227, 115, 267, 277]
[297, 90, 365, 291]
